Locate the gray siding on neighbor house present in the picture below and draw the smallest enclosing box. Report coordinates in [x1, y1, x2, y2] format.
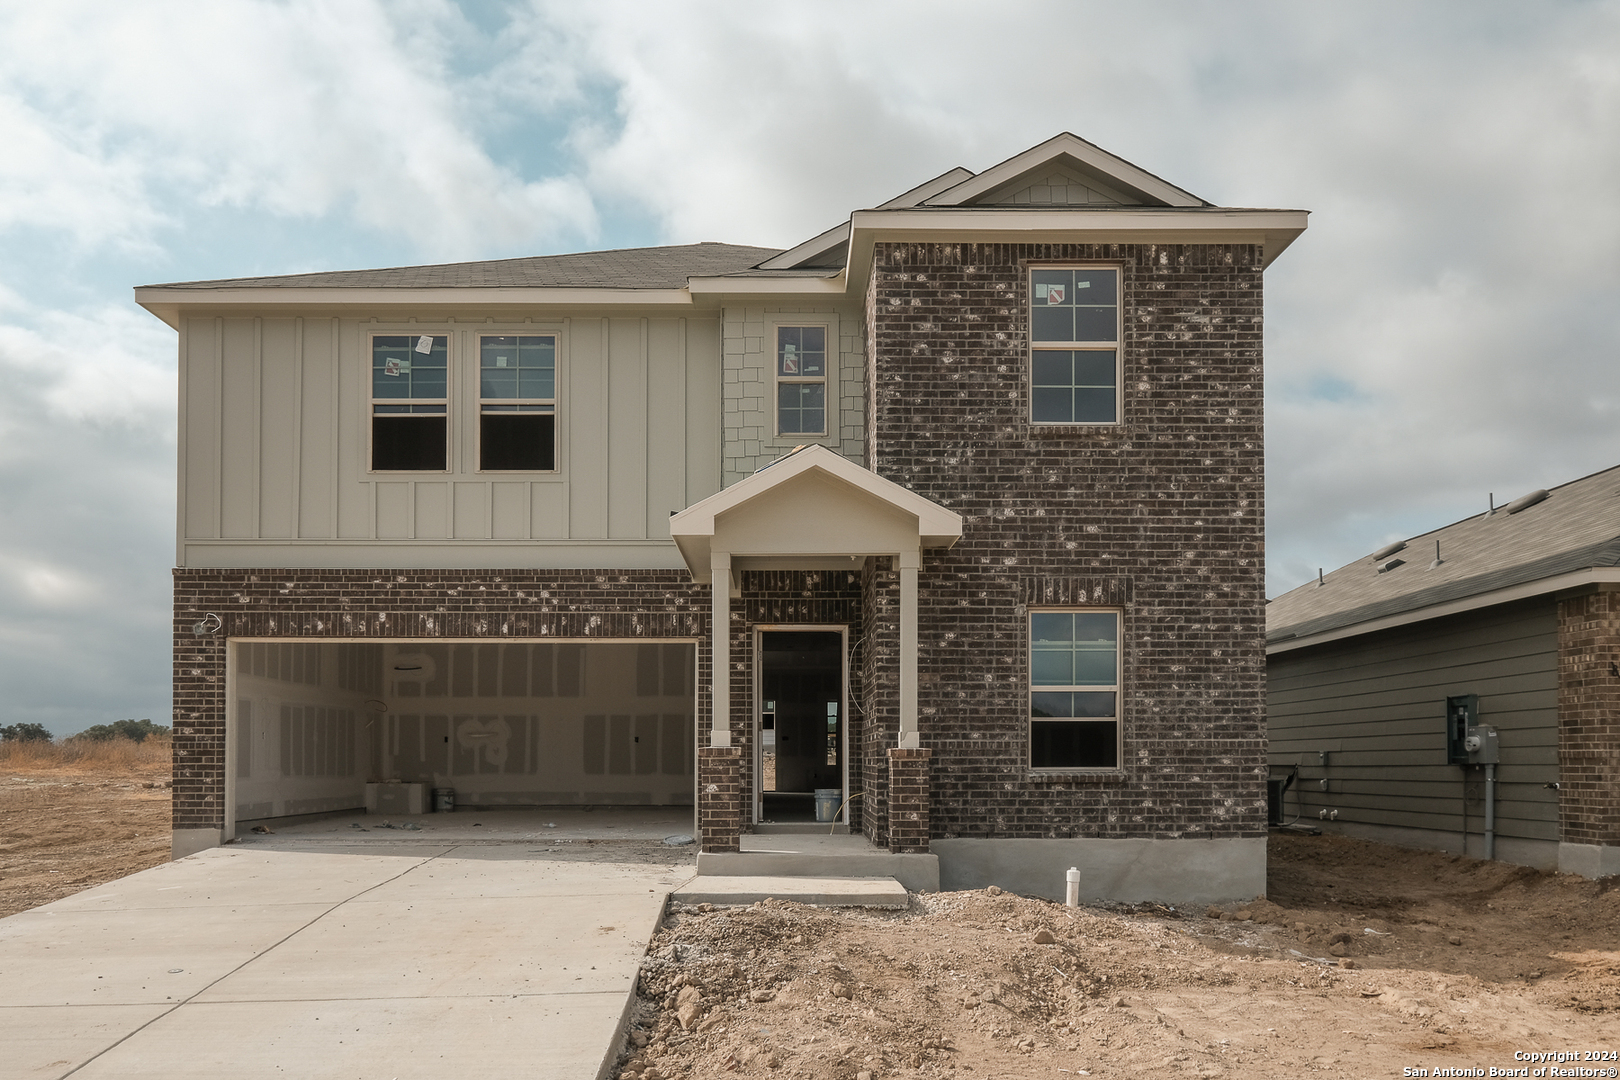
[1267, 598, 1560, 844]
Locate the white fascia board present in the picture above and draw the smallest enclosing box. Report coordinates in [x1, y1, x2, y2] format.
[756, 223, 851, 270]
[753, 168, 977, 272]
[135, 286, 698, 327]
[841, 208, 1309, 294]
[876, 166, 977, 209]
[685, 274, 848, 296]
[1265, 566, 1620, 655]
[670, 445, 961, 581]
[923, 133, 1206, 208]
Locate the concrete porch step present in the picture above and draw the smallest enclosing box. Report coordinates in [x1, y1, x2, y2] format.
[672, 875, 909, 909]
[698, 833, 939, 892]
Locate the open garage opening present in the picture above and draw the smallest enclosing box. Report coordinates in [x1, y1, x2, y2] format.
[228, 639, 698, 836]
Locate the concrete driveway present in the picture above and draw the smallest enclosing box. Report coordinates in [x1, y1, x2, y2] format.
[0, 836, 692, 1079]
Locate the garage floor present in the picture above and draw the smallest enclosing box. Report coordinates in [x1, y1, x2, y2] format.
[0, 828, 695, 1079]
[237, 805, 699, 843]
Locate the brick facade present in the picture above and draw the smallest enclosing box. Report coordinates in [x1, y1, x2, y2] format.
[698, 746, 742, 852]
[1557, 590, 1620, 848]
[867, 242, 1269, 842]
[173, 568, 709, 831]
[886, 747, 932, 853]
[173, 567, 869, 837]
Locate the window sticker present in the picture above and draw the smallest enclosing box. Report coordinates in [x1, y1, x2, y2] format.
[1046, 285, 1065, 305]
[1035, 283, 1049, 299]
[383, 358, 411, 377]
[781, 343, 799, 374]
[414, 335, 434, 354]
[495, 355, 508, 367]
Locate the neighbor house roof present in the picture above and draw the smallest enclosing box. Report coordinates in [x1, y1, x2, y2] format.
[1267, 463, 1620, 653]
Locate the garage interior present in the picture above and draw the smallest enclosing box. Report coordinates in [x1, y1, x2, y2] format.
[231, 640, 697, 831]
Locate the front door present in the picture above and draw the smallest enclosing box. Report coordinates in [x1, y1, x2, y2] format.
[756, 629, 845, 824]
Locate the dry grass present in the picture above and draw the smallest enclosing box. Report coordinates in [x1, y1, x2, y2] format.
[0, 735, 172, 773]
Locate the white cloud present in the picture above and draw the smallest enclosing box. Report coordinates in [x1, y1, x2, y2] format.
[0, 305, 175, 433]
[0, 0, 599, 259]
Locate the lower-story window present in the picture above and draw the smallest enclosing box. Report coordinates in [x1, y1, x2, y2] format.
[1030, 610, 1120, 769]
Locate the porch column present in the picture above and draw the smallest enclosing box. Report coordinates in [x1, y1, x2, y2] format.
[710, 551, 731, 748]
[898, 547, 920, 749]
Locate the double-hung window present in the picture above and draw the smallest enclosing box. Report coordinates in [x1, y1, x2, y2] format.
[1030, 610, 1121, 769]
[1030, 267, 1119, 424]
[479, 335, 556, 471]
[372, 335, 448, 471]
[775, 325, 827, 437]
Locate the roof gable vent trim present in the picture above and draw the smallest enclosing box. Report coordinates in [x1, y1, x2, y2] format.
[1504, 489, 1550, 515]
[1370, 540, 1408, 561]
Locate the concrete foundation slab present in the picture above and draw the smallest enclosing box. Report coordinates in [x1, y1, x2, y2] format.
[170, 827, 221, 860]
[1559, 842, 1620, 880]
[933, 836, 1266, 904]
[672, 876, 909, 908]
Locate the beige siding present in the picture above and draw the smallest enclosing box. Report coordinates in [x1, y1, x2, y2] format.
[1267, 598, 1559, 846]
[721, 303, 866, 485]
[178, 314, 724, 567]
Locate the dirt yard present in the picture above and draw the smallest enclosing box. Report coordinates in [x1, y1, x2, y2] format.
[0, 751, 173, 918]
[3, 762, 1617, 1080]
[618, 833, 1620, 1080]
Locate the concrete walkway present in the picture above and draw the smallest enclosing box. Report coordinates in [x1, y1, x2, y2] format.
[0, 838, 693, 1079]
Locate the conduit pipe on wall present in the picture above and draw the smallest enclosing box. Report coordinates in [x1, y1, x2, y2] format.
[1484, 763, 1496, 861]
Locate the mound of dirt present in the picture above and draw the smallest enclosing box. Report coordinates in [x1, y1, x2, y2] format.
[615, 835, 1620, 1080]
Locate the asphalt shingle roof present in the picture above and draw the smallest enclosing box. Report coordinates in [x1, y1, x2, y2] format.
[144, 242, 783, 291]
[1267, 463, 1620, 644]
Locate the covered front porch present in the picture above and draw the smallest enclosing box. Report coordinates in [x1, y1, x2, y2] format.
[670, 446, 961, 874]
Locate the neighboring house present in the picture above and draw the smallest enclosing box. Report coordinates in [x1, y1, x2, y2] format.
[138, 133, 1309, 902]
[1267, 465, 1620, 880]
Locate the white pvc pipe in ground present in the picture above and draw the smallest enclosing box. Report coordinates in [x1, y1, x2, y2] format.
[1065, 866, 1080, 907]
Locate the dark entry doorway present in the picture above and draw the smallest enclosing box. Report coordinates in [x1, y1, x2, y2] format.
[757, 629, 844, 823]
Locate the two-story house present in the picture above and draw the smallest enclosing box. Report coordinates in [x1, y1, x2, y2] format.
[138, 133, 1307, 903]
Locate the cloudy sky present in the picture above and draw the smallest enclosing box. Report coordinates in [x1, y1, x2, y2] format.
[2, 1, 1618, 736]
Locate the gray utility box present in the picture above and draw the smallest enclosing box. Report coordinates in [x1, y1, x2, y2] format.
[1464, 725, 1500, 765]
[366, 782, 429, 815]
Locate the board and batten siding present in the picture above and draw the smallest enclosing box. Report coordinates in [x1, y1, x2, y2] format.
[177, 314, 723, 569]
[1267, 597, 1560, 865]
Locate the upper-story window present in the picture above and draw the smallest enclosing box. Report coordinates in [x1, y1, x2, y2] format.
[775, 325, 828, 437]
[479, 335, 556, 471]
[372, 335, 448, 471]
[1030, 267, 1119, 425]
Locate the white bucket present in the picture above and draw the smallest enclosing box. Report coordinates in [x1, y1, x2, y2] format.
[814, 788, 841, 823]
[433, 787, 455, 813]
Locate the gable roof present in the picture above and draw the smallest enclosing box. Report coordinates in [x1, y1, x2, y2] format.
[136, 133, 1306, 325]
[669, 444, 962, 583]
[1267, 463, 1620, 652]
[922, 132, 1208, 208]
[142, 242, 780, 291]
